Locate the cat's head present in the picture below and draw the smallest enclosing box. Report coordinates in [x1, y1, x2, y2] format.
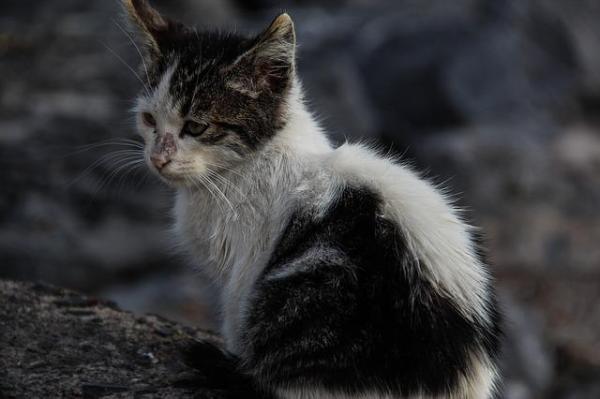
[122, 0, 296, 186]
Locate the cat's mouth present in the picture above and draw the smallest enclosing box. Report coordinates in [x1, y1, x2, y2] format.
[150, 161, 182, 183]
[160, 168, 183, 180]
[151, 160, 199, 186]
[147, 156, 211, 187]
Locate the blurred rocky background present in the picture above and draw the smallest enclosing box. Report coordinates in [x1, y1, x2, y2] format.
[1, 0, 599, 398]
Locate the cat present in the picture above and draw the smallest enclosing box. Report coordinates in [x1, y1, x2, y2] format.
[121, 1, 502, 398]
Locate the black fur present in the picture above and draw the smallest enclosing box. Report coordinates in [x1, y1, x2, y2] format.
[241, 186, 502, 396]
[141, 25, 292, 151]
[180, 340, 273, 399]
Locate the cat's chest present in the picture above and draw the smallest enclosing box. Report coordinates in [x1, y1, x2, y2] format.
[175, 190, 288, 351]
[174, 191, 275, 280]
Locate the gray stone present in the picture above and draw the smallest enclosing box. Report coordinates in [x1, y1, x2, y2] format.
[0, 280, 227, 398]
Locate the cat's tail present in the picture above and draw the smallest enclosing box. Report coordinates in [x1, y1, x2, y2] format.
[180, 340, 274, 399]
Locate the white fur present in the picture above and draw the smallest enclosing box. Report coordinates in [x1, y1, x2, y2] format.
[173, 82, 333, 353]
[271, 83, 492, 326]
[141, 71, 496, 397]
[277, 353, 498, 399]
[324, 144, 491, 324]
[135, 61, 179, 127]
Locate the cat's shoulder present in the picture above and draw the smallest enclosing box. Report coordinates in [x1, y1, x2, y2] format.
[320, 143, 492, 323]
[323, 142, 449, 213]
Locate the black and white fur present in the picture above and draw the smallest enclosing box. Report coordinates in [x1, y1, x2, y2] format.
[122, 1, 502, 398]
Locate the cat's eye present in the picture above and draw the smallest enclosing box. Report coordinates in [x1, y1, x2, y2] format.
[181, 120, 209, 137]
[142, 112, 156, 127]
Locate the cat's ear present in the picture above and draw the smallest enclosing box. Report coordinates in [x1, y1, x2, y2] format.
[253, 13, 296, 68]
[228, 13, 296, 94]
[121, 0, 174, 59]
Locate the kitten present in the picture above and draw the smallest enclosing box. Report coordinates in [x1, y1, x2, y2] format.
[122, 1, 502, 398]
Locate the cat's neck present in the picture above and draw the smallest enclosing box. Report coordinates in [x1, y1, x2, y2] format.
[268, 80, 332, 157]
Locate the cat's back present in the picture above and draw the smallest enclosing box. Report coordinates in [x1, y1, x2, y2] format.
[240, 143, 501, 398]
[321, 143, 492, 319]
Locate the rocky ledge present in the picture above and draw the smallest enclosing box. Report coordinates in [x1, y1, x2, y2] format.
[0, 280, 238, 399]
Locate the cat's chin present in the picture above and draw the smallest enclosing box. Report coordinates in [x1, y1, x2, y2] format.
[149, 161, 217, 189]
[155, 171, 213, 190]
[150, 168, 188, 187]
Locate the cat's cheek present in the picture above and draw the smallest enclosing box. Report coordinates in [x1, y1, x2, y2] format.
[135, 127, 152, 144]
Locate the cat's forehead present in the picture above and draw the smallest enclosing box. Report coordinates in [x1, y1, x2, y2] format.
[134, 61, 177, 120]
[147, 30, 251, 115]
[162, 31, 249, 79]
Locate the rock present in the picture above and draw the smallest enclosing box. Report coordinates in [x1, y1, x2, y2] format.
[2, 278, 597, 399]
[0, 279, 253, 399]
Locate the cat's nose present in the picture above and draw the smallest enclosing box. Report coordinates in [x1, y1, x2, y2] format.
[151, 154, 171, 170]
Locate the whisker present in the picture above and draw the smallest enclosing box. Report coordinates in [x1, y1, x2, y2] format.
[100, 41, 151, 97]
[195, 174, 224, 212]
[202, 173, 236, 216]
[207, 170, 250, 205]
[71, 150, 144, 188]
[113, 161, 147, 196]
[187, 174, 230, 217]
[132, 167, 153, 191]
[93, 157, 145, 196]
[53, 138, 144, 159]
[70, 152, 135, 187]
[196, 173, 233, 216]
[201, 160, 253, 185]
[112, 19, 152, 89]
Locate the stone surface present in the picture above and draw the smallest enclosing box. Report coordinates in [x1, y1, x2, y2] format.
[0, 280, 229, 399]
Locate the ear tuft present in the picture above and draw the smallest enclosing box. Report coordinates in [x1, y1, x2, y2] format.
[226, 13, 296, 95]
[122, 0, 170, 58]
[256, 13, 296, 63]
[265, 13, 295, 43]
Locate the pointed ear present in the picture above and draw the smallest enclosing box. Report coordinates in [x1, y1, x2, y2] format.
[229, 13, 296, 94]
[254, 13, 296, 67]
[121, 0, 173, 59]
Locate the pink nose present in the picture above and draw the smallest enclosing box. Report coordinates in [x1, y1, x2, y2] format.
[150, 154, 171, 170]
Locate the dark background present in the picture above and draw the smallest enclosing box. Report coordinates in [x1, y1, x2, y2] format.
[1, 1, 600, 398]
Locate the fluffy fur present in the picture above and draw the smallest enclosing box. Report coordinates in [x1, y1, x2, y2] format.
[121, 1, 502, 398]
